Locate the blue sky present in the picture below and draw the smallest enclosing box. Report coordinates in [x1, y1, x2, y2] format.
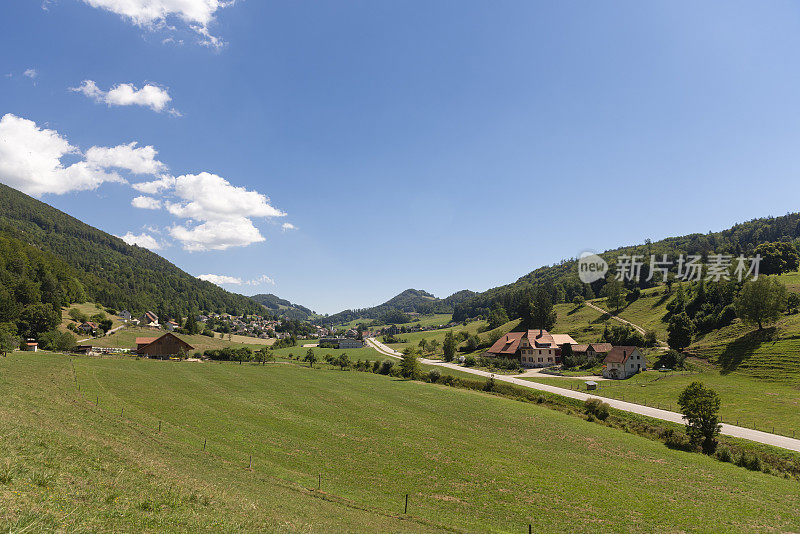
[2, 1, 800, 314]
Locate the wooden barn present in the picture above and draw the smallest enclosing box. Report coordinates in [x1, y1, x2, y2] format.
[135, 333, 194, 359]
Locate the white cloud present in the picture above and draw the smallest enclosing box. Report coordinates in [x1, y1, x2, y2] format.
[281, 222, 296, 231]
[85, 142, 167, 175]
[23, 68, 37, 79]
[167, 172, 285, 221]
[80, 0, 232, 47]
[132, 174, 176, 194]
[118, 231, 163, 250]
[197, 273, 243, 284]
[71, 80, 178, 114]
[169, 217, 265, 251]
[135, 172, 287, 251]
[198, 273, 275, 286]
[131, 195, 162, 209]
[0, 113, 124, 196]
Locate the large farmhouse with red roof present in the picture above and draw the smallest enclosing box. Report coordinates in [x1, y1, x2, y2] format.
[485, 329, 577, 368]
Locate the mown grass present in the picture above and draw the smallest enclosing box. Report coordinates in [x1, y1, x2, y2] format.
[86, 326, 272, 352]
[60, 302, 125, 334]
[3, 352, 800, 532]
[525, 362, 800, 436]
[553, 303, 608, 343]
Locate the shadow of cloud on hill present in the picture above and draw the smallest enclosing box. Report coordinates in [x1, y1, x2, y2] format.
[716, 327, 777, 374]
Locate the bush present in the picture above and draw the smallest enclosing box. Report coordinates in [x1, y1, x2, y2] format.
[463, 355, 476, 367]
[372, 360, 381, 373]
[736, 453, 763, 472]
[378, 360, 395, 375]
[583, 398, 610, 421]
[715, 447, 733, 463]
[427, 369, 441, 383]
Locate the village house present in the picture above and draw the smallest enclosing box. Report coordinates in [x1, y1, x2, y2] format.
[485, 330, 576, 368]
[164, 320, 180, 332]
[119, 310, 132, 322]
[602, 346, 646, 379]
[142, 311, 159, 327]
[78, 321, 99, 334]
[570, 342, 613, 360]
[319, 336, 365, 349]
[22, 339, 38, 352]
[136, 333, 194, 359]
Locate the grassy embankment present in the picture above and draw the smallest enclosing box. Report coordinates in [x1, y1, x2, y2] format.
[3, 352, 800, 532]
[86, 326, 273, 353]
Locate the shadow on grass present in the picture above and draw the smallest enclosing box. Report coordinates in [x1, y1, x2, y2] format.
[716, 327, 777, 374]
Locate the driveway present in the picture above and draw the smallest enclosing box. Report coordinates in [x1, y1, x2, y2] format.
[365, 337, 800, 453]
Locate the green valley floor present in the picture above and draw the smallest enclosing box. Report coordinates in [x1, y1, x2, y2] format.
[2, 352, 800, 533]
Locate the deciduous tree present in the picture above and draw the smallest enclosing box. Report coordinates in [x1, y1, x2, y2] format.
[677, 381, 722, 454]
[735, 277, 787, 330]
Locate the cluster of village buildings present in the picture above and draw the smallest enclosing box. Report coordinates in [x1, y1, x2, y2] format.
[484, 329, 645, 379]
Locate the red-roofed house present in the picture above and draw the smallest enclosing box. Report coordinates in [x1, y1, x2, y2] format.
[486, 329, 574, 367]
[602, 346, 645, 379]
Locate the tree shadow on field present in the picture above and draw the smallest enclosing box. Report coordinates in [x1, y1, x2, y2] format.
[716, 327, 777, 374]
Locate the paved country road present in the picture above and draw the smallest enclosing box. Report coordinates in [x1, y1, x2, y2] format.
[365, 337, 800, 453]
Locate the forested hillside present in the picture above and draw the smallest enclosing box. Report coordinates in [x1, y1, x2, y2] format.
[0, 183, 262, 342]
[452, 213, 800, 322]
[321, 288, 474, 326]
[249, 293, 316, 321]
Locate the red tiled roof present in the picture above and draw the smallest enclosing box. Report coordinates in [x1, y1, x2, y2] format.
[590, 343, 613, 353]
[136, 337, 158, 345]
[527, 329, 554, 347]
[604, 346, 639, 364]
[572, 344, 590, 353]
[487, 332, 524, 355]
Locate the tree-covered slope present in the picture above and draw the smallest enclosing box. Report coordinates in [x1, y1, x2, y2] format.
[249, 293, 316, 321]
[0, 183, 262, 331]
[452, 213, 800, 322]
[321, 288, 472, 326]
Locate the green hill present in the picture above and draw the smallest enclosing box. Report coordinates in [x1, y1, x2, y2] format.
[452, 212, 800, 322]
[0, 183, 263, 342]
[321, 288, 473, 326]
[249, 293, 316, 321]
[4, 352, 800, 532]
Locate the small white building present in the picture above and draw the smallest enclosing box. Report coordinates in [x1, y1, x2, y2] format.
[120, 310, 132, 322]
[603, 346, 646, 379]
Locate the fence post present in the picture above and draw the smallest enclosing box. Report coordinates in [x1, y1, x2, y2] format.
[96, 395, 99, 406]
[158, 420, 161, 432]
[318, 473, 321, 490]
[203, 438, 206, 451]
[248, 455, 252, 469]
[404, 493, 408, 514]
[121, 407, 123, 417]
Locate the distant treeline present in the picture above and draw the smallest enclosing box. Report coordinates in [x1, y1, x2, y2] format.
[452, 214, 800, 323]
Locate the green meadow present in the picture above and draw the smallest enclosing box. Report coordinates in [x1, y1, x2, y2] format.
[525, 362, 800, 437]
[3, 352, 800, 532]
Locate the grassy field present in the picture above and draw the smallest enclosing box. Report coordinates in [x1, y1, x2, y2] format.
[3, 352, 800, 532]
[552, 302, 608, 343]
[86, 326, 273, 353]
[60, 302, 125, 333]
[525, 361, 800, 436]
[333, 313, 453, 331]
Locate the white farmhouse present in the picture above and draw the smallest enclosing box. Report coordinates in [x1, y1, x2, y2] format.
[602, 346, 646, 379]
